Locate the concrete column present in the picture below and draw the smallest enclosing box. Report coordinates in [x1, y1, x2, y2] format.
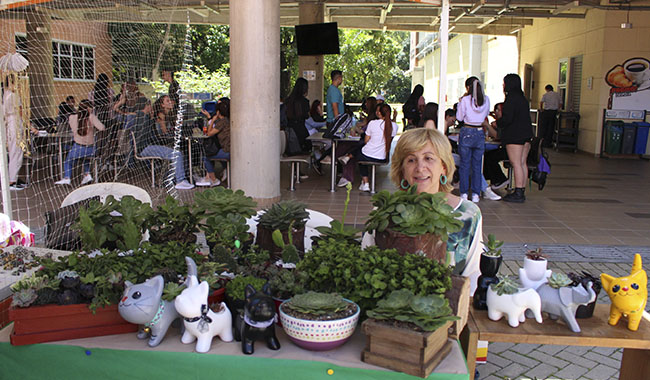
[230, 0, 281, 207]
[298, 2, 325, 105]
[26, 10, 54, 120]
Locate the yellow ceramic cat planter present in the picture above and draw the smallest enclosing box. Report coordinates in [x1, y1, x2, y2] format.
[600, 254, 647, 331]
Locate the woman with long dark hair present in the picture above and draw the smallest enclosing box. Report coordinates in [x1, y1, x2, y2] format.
[153, 95, 174, 135]
[456, 76, 490, 203]
[421, 102, 439, 129]
[402, 84, 424, 128]
[496, 73, 534, 202]
[55, 99, 105, 186]
[284, 77, 310, 152]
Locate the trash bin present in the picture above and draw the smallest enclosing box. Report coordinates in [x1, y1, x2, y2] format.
[634, 122, 650, 154]
[605, 123, 623, 155]
[622, 123, 637, 154]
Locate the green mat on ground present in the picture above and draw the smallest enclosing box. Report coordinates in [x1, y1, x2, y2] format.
[0, 341, 469, 380]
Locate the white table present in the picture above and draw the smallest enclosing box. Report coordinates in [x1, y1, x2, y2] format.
[307, 132, 362, 192]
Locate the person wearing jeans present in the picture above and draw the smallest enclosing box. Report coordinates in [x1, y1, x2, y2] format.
[197, 101, 230, 187]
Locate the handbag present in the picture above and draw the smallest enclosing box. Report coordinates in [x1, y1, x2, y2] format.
[203, 135, 221, 157]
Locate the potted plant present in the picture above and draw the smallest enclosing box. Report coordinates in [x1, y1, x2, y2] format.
[279, 291, 359, 351]
[194, 186, 257, 220]
[256, 201, 309, 260]
[486, 275, 543, 328]
[568, 271, 602, 318]
[362, 289, 460, 378]
[473, 234, 503, 310]
[312, 183, 361, 247]
[225, 275, 268, 313]
[536, 272, 596, 333]
[147, 195, 200, 245]
[364, 186, 462, 262]
[520, 247, 552, 290]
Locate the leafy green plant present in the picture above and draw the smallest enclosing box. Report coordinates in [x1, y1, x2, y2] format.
[312, 183, 361, 246]
[283, 292, 349, 315]
[257, 201, 309, 231]
[204, 213, 252, 250]
[296, 239, 452, 313]
[365, 186, 463, 242]
[490, 276, 519, 296]
[367, 289, 459, 331]
[482, 234, 503, 257]
[197, 261, 228, 291]
[267, 266, 307, 300]
[548, 272, 572, 289]
[526, 247, 547, 261]
[194, 187, 257, 219]
[162, 283, 186, 302]
[272, 225, 300, 264]
[225, 276, 268, 301]
[147, 195, 199, 244]
[11, 289, 38, 308]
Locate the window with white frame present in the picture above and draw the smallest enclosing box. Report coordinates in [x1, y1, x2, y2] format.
[15, 34, 95, 81]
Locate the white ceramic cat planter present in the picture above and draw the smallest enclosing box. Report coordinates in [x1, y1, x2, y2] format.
[175, 275, 233, 353]
[486, 287, 543, 328]
[519, 257, 552, 290]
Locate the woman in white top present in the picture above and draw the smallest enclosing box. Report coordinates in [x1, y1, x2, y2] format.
[2, 74, 24, 190]
[456, 76, 490, 203]
[55, 99, 105, 186]
[355, 103, 397, 192]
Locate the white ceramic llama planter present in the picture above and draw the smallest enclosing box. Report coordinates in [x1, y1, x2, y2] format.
[519, 257, 552, 290]
[486, 287, 543, 328]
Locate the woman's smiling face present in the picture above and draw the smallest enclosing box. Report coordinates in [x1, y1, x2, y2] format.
[402, 142, 446, 194]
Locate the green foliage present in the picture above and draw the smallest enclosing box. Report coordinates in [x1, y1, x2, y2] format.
[147, 196, 199, 244]
[190, 25, 230, 72]
[10, 274, 59, 292]
[143, 65, 231, 106]
[225, 276, 268, 302]
[197, 261, 227, 291]
[267, 266, 307, 300]
[194, 187, 257, 219]
[284, 292, 350, 316]
[272, 226, 300, 264]
[204, 213, 251, 250]
[367, 289, 459, 331]
[257, 201, 309, 231]
[313, 183, 361, 246]
[235, 244, 271, 272]
[482, 234, 504, 257]
[490, 276, 519, 296]
[11, 289, 38, 308]
[548, 272, 572, 289]
[365, 186, 463, 241]
[296, 239, 452, 313]
[162, 283, 186, 302]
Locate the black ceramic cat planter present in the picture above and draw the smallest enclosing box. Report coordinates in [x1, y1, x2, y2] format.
[473, 253, 503, 310]
[234, 283, 281, 355]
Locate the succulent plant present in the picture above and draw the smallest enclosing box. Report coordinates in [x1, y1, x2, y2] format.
[482, 234, 503, 257]
[194, 187, 257, 219]
[147, 195, 200, 244]
[568, 271, 602, 294]
[11, 288, 38, 308]
[34, 288, 59, 306]
[79, 283, 95, 299]
[365, 186, 463, 241]
[57, 270, 79, 280]
[204, 213, 252, 249]
[284, 292, 350, 315]
[312, 183, 362, 246]
[58, 289, 80, 305]
[162, 282, 186, 302]
[548, 272, 573, 289]
[226, 276, 268, 301]
[367, 289, 459, 331]
[271, 227, 300, 264]
[10, 274, 59, 293]
[490, 275, 519, 296]
[267, 267, 307, 300]
[525, 247, 547, 261]
[257, 201, 309, 231]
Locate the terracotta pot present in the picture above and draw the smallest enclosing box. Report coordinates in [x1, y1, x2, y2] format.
[375, 229, 446, 263]
[272, 297, 287, 326]
[8, 303, 137, 346]
[207, 288, 226, 305]
[523, 257, 548, 281]
[256, 225, 305, 261]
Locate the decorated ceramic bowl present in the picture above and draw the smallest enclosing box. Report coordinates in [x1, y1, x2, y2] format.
[279, 299, 360, 351]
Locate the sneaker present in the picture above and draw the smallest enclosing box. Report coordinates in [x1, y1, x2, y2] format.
[80, 174, 93, 185]
[338, 155, 350, 165]
[471, 194, 480, 203]
[321, 155, 332, 165]
[9, 183, 24, 191]
[483, 187, 501, 201]
[337, 177, 350, 187]
[359, 182, 370, 192]
[491, 179, 510, 190]
[55, 178, 71, 185]
[220, 170, 228, 182]
[299, 174, 309, 180]
[460, 193, 468, 201]
[196, 177, 220, 187]
[175, 180, 195, 190]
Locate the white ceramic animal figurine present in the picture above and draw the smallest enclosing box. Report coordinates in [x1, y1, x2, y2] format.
[519, 267, 552, 290]
[175, 275, 233, 353]
[486, 287, 543, 328]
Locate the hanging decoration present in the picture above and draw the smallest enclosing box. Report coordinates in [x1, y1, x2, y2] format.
[0, 52, 31, 154]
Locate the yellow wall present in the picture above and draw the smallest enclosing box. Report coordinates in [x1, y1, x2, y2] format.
[520, 9, 650, 154]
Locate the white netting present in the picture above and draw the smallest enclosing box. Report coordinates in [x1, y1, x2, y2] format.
[0, 1, 223, 247]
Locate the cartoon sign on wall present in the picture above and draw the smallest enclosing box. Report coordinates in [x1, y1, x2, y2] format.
[606, 57, 650, 110]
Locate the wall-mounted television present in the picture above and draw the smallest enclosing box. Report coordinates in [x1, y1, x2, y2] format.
[295, 22, 340, 56]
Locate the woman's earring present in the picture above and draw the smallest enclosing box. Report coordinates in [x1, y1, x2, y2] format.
[439, 174, 448, 185]
[400, 179, 410, 189]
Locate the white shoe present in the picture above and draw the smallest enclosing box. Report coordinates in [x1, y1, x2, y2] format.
[175, 180, 195, 190]
[9, 183, 24, 191]
[196, 177, 220, 187]
[299, 174, 309, 180]
[55, 178, 71, 185]
[321, 155, 332, 165]
[471, 194, 480, 203]
[80, 174, 93, 185]
[460, 193, 468, 201]
[483, 187, 502, 201]
[220, 170, 227, 182]
[359, 182, 370, 192]
[491, 179, 510, 190]
[337, 177, 350, 187]
[338, 155, 350, 165]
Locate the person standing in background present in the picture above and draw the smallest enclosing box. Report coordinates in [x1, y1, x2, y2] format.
[2, 74, 24, 190]
[326, 70, 344, 124]
[539, 84, 562, 148]
[162, 69, 180, 115]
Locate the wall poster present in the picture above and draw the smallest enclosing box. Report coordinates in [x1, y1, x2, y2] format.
[606, 57, 650, 110]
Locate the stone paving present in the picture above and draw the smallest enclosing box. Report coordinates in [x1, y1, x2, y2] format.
[476, 248, 650, 380]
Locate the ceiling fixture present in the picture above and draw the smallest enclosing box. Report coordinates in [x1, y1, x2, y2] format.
[621, 5, 632, 28]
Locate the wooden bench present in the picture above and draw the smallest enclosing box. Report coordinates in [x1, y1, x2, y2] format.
[358, 160, 388, 194]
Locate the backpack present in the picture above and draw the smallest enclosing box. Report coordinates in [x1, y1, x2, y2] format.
[284, 127, 304, 156]
[528, 137, 551, 190]
[323, 113, 353, 139]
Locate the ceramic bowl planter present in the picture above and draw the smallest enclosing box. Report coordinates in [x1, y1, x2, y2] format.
[279, 295, 360, 351]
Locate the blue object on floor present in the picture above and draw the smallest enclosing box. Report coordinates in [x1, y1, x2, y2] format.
[633, 122, 649, 154]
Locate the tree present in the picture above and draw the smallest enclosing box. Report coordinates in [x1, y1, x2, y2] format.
[190, 25, 230, 72]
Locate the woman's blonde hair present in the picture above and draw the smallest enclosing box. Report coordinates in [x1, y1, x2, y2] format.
[390, 128, 455, 193]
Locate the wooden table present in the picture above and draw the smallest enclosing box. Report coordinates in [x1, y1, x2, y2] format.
[460, 304, 650, 380]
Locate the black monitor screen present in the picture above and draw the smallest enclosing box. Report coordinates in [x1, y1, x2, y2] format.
[295, 22, 340, 56]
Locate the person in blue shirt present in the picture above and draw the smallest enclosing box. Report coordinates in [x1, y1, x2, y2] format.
[326, 70, 344, 124]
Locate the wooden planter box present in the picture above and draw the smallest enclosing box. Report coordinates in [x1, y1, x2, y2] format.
[9, 303, 137, 346]
[362, 319, 454, 378]
[445, 275, 470, 340]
